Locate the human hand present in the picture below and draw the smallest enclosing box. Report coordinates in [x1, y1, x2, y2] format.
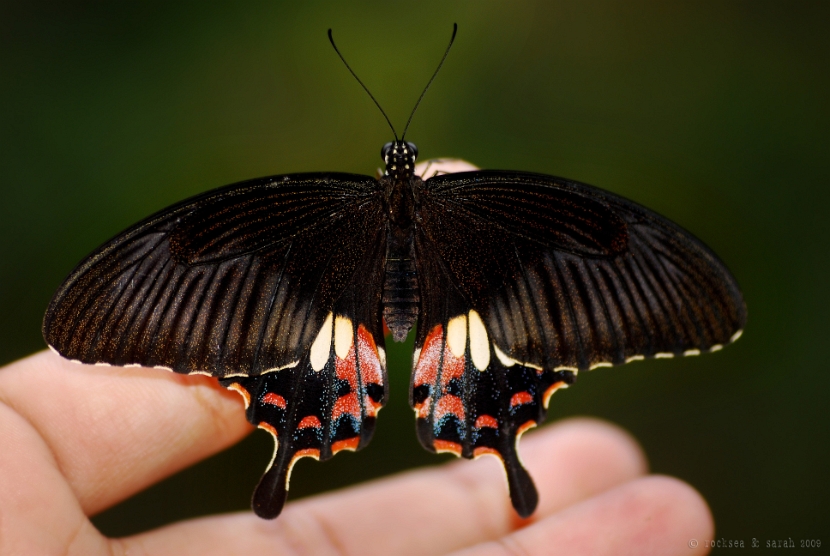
[0, 351, 713, 555]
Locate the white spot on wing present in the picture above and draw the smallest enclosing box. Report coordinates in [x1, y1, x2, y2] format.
[730, 330, 743, 343]
[446, 314, 467, 358]
[625, 355, 645, 363]
[377, 346, 387, 370]
[334, 315, 354, 360]
[683, 349, 701, 357]
[310, 312, 333, 371]
[468, 310, 490, 371]
[709, 344, 723, 352]
[654, 352, 675, 359]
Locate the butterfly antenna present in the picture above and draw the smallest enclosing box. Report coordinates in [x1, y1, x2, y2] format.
[401, 23, 457, 141]
[328, 29, 398, 141]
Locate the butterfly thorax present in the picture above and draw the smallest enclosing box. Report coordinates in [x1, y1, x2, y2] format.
[380, 140, 421, 342]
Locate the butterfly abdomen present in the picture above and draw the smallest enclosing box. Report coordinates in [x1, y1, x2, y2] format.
[382, 238, 420, 342]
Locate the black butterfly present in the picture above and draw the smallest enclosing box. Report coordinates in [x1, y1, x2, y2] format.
[42, 25, 745, 520]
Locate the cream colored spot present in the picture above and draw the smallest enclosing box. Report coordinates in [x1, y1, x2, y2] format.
[468, 310, 490, 371]
[683, 349, 701, 357]
[334, 315, 354, 360]
[494, 344, 518, 367]
[412, 347, 422, 370]
[554, 365, 579, 373]
[730, 330, 743, 343]
[447, 314, 467, 358]
[709, 344, 723, 352]
[654, 352, 675, 359]
[589, 361, 613, 370]
[310, 312, 333, 371]
[377, 346, 387, 370]
[625, 355, 645, 363]
[263, 360, 300, 374]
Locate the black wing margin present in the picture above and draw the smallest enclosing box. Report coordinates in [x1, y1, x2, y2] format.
[411, 169, 745, 517]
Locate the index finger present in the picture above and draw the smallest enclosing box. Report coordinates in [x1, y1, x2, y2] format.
[0, 350, 251, 514]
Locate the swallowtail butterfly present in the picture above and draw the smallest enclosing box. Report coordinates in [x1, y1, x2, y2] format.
[42, 25, 745, 519]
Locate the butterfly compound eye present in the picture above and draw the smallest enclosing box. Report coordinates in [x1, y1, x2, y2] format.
[381, 142, 393, 162]
[406, 142, 418, 160]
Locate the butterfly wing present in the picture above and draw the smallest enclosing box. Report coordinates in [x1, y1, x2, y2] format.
[411, 169, 745, 517]
[43, 172, 389, 518]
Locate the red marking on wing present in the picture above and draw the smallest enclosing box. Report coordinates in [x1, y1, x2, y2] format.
[297, 415, 322, 429]
[517, 420, 537, 436]
[335, 342, 358, 391]
[332, 437, 360, 454]
[434, 440, 462, 455]
[382, 319, 391, 337]
[510, 391, 534, 408]
[357, 325, 383, 385]
[474, 447, 501, 458]
[332, 392, 361, 421]
[475, 415, 499, 429]
[440, 341, 465, 387]
[414, 396, 432, 419]
[413, 325, 443, 387]
[262, 392, 287, 409]
[434, 394, 465, 422]
[364, 395, 382, 417]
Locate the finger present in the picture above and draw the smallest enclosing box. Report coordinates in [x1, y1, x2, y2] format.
[0, 350, 251, 514]
[448, 476, 714, 556]
[116, 418, 647, 556]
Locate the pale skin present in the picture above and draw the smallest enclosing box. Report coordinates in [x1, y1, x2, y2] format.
[0, 350, 713, 555]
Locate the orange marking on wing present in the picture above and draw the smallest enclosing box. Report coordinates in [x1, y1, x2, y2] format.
[258, 422, 277, 436]
[434, 394, 465, 422]
[262, 392, 287, 409]
[332, 392, 361, 421]
[297, 415, 322, 429]
[434, 440, 462, 456]
[517, 420, 537, 436]
[473, 446, 501, 458]
[543, 381, 566, 408]
[226, 383, 250, 408]
[332, 437, 360, 454]
[364, 394, 383, 417]
[382, 319, 391, 337]
[292, 448, 321, 461]
[357, 325, 383, 385]
[475, 415, 499, 429]
[413, 325, 443, 387]
[510, 391, 534, 408]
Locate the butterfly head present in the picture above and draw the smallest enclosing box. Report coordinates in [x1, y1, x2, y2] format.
[381, 140, 418, 180]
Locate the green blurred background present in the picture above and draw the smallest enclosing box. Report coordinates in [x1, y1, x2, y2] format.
[1, 0, 827, 549]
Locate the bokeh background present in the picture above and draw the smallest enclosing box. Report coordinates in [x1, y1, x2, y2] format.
[1, 0, 827, 550]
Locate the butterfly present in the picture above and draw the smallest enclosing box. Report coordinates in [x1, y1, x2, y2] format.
[42, 25, 746, 520]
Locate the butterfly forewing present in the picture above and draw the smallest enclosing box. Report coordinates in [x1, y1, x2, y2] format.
[417, 170, 746, 368]
[43, 173, 385, 378]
